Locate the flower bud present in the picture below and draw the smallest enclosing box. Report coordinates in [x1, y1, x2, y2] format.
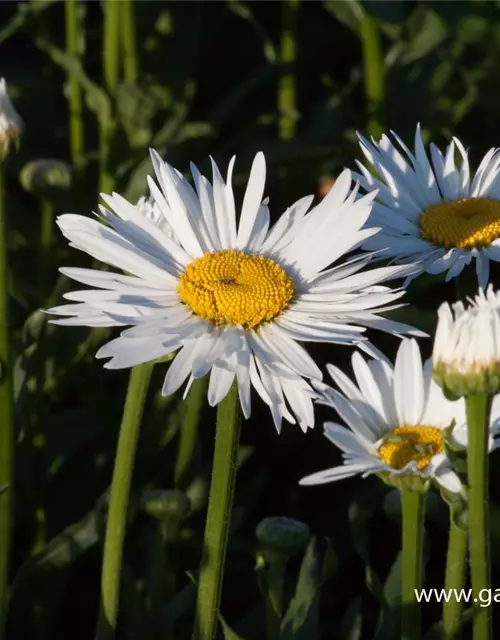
[256, 516, 311, 556]
[20, 159, 72, 196]
[0, 78, 22, 158]
[433, 286, 500, 399]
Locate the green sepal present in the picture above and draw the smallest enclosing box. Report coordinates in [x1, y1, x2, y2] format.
[377, 471, 431, 494]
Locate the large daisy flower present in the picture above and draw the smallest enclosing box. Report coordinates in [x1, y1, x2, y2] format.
[47, 151, 421, 432]
[300, 339, 500, 492]
[354, 124, 500, 288]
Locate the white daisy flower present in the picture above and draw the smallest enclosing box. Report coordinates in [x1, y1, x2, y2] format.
[0, 78, 22, 157]
[433, 285, 500, 397]
[136, 193, 176, 241]
[47, 151, 421, 432]
[300, 339, 500, 493]
[354, 124, 500, 289]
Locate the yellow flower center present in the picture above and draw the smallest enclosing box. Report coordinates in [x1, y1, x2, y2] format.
[178, 250, 295, 329]
[378, 425, 443, 472]
[420, 198, 500, 250]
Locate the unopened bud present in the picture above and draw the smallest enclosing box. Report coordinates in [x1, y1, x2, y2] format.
[20, 159, 72, 196]
[433, 286, 500, 399]
[256, 516, 311, 556]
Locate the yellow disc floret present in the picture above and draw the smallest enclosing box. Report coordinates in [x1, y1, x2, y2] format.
[178, 250, 295, 329]
[420, 197, 500, 250]
[378, 425, 444, 472]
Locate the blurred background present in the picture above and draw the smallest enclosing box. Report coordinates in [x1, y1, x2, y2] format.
[3, 0, 500, 638]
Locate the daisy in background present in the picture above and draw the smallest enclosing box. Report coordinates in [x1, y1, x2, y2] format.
[299, 338, 500, 493]
[47, 151, 422, 432]
[0, 77, 22, 158]
[354, 124, 500, 288]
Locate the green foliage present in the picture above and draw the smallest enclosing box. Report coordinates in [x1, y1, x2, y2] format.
[2, 0, 500, 638]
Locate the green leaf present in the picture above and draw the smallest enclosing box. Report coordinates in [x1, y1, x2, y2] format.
[280, 537, 332, 640]
[337, 597, 363, 640]
[220, 614, 247, 640]
[348, 502, 385, 606]
[35, 38, 111, 125]
[228, 1, 277, 62]
[8, 498, 106, 640]
[0, 0, 57, 45]
[373, 552, 402, 640]
[324, 0, 365, 34]
[392, 6, 448, 66]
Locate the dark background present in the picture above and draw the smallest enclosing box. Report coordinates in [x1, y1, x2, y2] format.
[3, 1, 500, 638]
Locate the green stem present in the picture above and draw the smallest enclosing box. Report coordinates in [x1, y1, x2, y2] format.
[103, 0, 120, 95]
[193, 383, 241, 640]
[39, 198, 53, 299]
[174, 377, 207, 491]
[95, 363, 154, 640]
[442, 517, 467, 640]
[278, 0, 299, 140]
[360, 13, 384, 139]
[465, 392, 492, 640]
[0, 163, 13, 640]
[65, 0, 85, 177]
[121, 0, 138, 85]
[401, 490, 426, 640]
[99, 120, 115, 196]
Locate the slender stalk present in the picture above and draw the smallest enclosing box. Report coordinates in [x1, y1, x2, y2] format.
[442, 518, 467, 640]
[98, 120, 115, 199]
[99, 0, 120, 195]
[39, 198, 54, 299]
[193, 383, 241, 640]
[174, 377, 207, 491]
[95, 363, 154, 640]
[102, 0, 120, 95]
[360, 13, 384, 139]
[65, 0, 85, 178]
[401, 490, 426, 640]
[278, 0, 299, 140]
[465, 392, 492, 640]
[0, 164, 13, 640]
[121, 0, 138, 85]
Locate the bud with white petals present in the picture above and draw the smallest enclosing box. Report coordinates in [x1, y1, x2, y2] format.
[0, 79, 22, 159]
[432, 286, 500, 399]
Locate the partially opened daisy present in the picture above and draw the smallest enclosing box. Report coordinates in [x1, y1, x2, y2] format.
[354, 124, 500, 288]
[300, 339, 500, 493]
[47, 151, 421, 432]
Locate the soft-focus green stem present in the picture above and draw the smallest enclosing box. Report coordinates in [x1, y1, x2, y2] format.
[193, 383, 241, 640]
[465, 392, 492, 640]
[121, 0, 138, 84]
[65, 0, 85, 178]
[0, 164, 13, 640]
[278, 0, 299, 140]
[174, 378, 207, 491]
[103, 0, 120, 95]
[100, 0, 120, 195]
[39, 198, 53, 299]
[360, 13, 384, 139]
[95, 363, 154, 640]
[401, 490, 426, 640]
[442, 517, 467, 640]
[98, 118, 115, 195]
